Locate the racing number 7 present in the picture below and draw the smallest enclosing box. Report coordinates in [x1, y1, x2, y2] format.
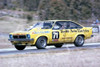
[52, 31, 59, 39]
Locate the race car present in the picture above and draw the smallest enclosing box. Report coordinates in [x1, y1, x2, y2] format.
[8, 20, 93, 50]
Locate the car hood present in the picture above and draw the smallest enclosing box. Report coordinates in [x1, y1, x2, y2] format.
[10, 28, 51, 35]
[10, 31, 30, 35]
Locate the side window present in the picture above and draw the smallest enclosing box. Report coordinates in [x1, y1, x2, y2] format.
[42, 23, 52, 29]
[69, 22, 82, 29]
[53, 21, 69, 30]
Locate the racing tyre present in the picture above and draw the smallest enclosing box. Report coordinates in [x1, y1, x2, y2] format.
[14, 45, 26, 50]
[74, 36, 84, 47]
[36, 37, 47, 49]
[54, 44, 63, 48]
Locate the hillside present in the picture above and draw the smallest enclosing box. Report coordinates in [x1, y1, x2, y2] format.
[0, 0, 100, 21]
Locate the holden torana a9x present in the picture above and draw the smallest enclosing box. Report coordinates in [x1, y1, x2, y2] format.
[8, 20, 93, 50]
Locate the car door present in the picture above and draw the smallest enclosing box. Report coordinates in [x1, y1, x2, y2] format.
[51, 21, 66, 43]
[65, 21, 83, 42]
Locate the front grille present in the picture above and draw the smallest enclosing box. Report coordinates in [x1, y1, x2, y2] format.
[13, 35, 26, 39]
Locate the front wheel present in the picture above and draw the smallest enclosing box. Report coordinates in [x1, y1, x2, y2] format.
[36, 37, 47, 49]
[74, 36, 84, 47]
[14, 45, 26, 50]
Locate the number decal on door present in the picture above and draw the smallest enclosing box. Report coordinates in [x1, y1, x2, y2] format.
[52, 31, 59, 39]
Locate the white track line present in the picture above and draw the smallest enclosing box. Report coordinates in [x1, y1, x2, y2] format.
[0, 43, 100, 52]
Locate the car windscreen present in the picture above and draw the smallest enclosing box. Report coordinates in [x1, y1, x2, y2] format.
[25, 21, 54, 31]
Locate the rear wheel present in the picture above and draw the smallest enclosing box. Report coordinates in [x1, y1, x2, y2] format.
[14, 45, 26, 50]
[54, 44, 63, 48]
[74, 36, 84, 47]
[36, 37, 47, 49]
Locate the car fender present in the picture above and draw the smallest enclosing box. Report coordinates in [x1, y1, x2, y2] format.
[73, 33, 85, 42]
[34, 35, 50, 44]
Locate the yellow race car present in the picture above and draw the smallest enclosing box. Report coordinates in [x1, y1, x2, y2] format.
[8, 20, 93, 50]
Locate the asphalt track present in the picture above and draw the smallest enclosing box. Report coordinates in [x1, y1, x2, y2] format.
[0, 43, 100, 55]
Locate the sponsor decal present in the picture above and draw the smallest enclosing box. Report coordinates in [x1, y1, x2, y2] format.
[34, 31, 50, 34]
[71, 29, 89, 32]
[52, 39, 59, 41]
[61, 29, 89, 33]
[61, 30, 69, 33]
[62, 37, 72, 39]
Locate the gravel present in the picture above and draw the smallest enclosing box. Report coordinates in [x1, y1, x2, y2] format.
[0, 48, 100, 67]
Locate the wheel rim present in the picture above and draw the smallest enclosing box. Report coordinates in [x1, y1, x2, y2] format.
[40, 39, 46, 47]
[76, 36, 84, 45]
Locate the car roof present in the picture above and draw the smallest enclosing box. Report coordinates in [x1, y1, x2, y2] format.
[33, 20, 84, 27]
[46, 20, 72, 22]
[35, 20, 73, 22]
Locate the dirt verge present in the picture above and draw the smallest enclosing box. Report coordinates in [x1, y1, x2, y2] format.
[0, 48, 100, 67]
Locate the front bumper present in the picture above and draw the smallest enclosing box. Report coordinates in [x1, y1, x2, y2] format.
[8, 38, 34, 41]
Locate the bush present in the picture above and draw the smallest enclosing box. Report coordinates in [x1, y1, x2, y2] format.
[27, 14, 33, 21]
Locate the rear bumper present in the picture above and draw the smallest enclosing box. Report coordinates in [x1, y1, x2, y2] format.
[8, 38, 34, 41]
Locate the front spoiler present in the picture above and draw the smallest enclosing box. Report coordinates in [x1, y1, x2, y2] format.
[8, 39, 34, 41]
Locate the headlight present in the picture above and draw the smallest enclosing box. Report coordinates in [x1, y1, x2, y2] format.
[27, 34, 30, 39]
[9, 34, 13, 39]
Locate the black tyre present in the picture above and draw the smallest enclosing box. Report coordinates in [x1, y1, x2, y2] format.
[14, 45, 26, 50]
[54, 44, 63, 48]
[36, 37, 47, 49]
[74, 36, 84, 47]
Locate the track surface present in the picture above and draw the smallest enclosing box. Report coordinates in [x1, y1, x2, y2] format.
[0, 43, 100, 55]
